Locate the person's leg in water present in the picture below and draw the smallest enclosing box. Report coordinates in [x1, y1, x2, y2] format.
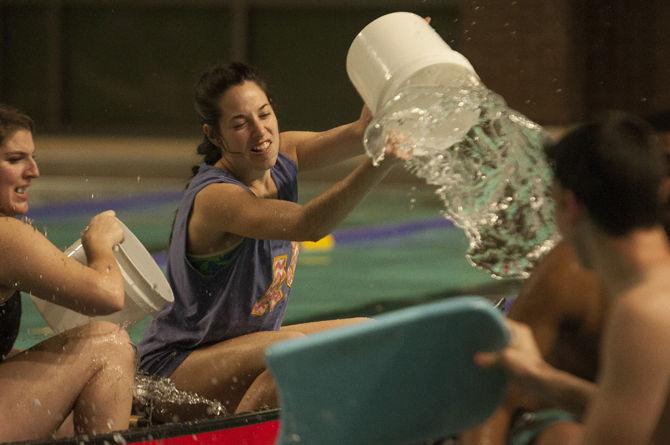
[0, 321, 135, 442]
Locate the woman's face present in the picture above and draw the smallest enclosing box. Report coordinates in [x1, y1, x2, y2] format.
[215, 81, 280, 172]
[0, 129, 39, 216]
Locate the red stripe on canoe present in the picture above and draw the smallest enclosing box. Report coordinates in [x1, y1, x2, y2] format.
[131, 419, 279, 445]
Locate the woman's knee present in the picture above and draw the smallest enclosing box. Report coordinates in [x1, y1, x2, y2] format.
[68, 321, 135, 366]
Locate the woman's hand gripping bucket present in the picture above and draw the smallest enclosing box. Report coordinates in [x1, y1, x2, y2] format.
[31, 218, 174, 334]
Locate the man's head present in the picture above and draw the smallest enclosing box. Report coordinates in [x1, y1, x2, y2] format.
[545, 112, 665, 263]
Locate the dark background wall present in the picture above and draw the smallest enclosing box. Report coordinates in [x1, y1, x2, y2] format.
[460, 0, 670, 124]
[1, 0, 669, 136]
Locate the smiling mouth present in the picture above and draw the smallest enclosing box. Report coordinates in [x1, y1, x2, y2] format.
[251, 140, 272, 154]
[15, 187, 27, 195]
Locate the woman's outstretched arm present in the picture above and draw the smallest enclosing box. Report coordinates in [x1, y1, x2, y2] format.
[280, 105, 371, 170]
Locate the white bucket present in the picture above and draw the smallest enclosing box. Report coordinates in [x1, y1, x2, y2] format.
[346, 12, 480, 114]
[31, 219, 174, 334]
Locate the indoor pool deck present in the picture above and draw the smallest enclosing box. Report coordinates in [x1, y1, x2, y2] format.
[16, 136, 519, 348]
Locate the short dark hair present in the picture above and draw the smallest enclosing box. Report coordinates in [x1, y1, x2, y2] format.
[545, 111, 665, 235]
[192, 62, 273, 174]
[0, 104, 34, 146]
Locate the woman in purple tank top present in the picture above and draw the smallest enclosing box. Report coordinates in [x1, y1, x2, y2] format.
[138, 62, 407, 418]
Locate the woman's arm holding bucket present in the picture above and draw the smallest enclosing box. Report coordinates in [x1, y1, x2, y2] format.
[192, 133, 408, 244]
[280, 105, 371, 171]
[0, 211, 125, 316]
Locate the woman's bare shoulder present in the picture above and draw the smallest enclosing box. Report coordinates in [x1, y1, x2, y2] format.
[0, 215, 46, 244]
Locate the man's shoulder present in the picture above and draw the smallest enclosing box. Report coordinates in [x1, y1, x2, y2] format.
[511, 241, 602, 321]
[609, 286, 670, 342]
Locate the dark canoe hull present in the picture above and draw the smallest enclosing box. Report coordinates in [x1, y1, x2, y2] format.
[10, 410, 280, 445]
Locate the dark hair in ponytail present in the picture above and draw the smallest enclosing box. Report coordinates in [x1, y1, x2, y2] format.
[192, 62, 273, 175]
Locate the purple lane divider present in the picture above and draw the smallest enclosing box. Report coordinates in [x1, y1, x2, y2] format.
[332, 217, 454, 244]
[27, 191, 182, 220]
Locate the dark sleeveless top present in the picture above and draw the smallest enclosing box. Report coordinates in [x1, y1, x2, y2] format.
[138, 153, 300, 377]
[0, 292, 22, 360]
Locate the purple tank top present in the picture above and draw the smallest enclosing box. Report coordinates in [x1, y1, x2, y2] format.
[138, 153, 300, 376]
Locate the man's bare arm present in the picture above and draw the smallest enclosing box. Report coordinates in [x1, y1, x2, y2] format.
[580, 296, 670, 445]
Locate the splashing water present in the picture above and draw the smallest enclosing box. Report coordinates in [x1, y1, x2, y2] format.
[134, 374, 227, 422]
[19, 216, 34, 227]
[365, 80, 558, 278]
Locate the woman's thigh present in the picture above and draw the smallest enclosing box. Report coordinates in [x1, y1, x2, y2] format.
[281, 317, 370, 335]
[169, 330, 304, 412]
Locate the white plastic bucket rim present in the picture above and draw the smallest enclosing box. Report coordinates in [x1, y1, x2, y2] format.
[346, 11, 479, 114]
